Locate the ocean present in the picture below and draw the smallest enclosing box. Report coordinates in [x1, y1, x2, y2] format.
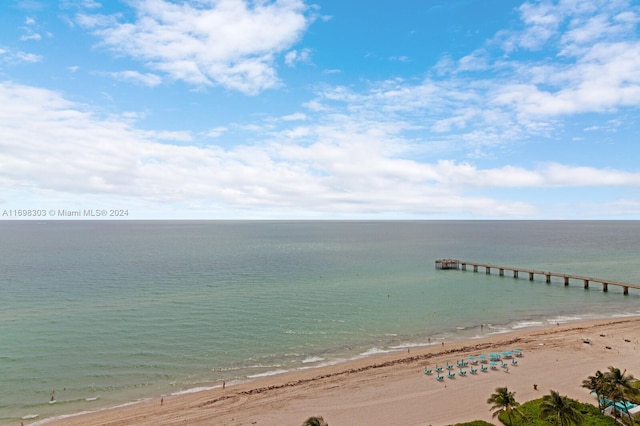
[1, 220, 639, 424]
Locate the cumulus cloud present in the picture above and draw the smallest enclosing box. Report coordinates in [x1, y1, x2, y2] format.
[3, 0, 640, 219]
[77, 0, 312, 94]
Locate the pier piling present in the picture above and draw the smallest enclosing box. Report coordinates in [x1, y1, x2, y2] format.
[435, 259, 638, 296]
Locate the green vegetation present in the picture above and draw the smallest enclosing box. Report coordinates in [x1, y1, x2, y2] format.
[582, 366, 639, 424]
[487, 387, 525, 426]
[496, 397, 617, 426]
[302, 416, 328, 426]
[475, 366, 639, 426]
[538, 390, 584, 426]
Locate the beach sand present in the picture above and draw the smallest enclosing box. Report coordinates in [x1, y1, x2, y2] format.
[37, 317, 640, 426]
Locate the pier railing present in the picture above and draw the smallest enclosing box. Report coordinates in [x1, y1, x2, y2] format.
[435, 259, 640, 296]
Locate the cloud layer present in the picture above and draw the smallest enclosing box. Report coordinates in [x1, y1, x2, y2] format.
[1, 0, 640, 218]
[77, 0, 311, 94]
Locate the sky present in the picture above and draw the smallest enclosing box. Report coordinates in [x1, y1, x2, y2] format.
[1, 0, 640, 220]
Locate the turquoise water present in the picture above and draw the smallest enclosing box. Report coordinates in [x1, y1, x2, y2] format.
[1, 221, 640, 424]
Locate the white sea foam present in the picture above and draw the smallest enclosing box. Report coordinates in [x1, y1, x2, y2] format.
[30, 411, 93, 425]
[302, 356, 325, 364]
[171, 386, 219, 396]
[548, 315, 582, 323]
[512, 321, 545, 329]
[358, 347, 401, 357]
[247, 369, 289, 379]
[389, 342, 430, 350]
[298, 358, 346, 370]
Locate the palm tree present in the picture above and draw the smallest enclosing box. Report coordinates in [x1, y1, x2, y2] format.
[539, 390, 583, 426]
[487, 387, 524, 426]
[581, 370, 608, 412]
[604, 366, 638, 423]
[302, 416, 328, 426]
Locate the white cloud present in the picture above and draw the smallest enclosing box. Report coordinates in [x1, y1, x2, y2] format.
[78, 0, 312, 94]
[284, 48, 312, 66]
[206, 126, 228, 138]
[281, 112, 307, 121]
[494, 41, 640, 116]
[109, 70, 162, 87]
[2, 80, 640, 218]
[0, 49, 42, 64]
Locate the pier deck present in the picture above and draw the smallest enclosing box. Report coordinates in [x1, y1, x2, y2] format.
[435, 259, 640, 295]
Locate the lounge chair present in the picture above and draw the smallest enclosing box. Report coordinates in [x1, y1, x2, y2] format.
[424, 367, 433, 375]
[436, 374, 444, 381]
[458, 369, 467, 376]
[448, 371, 456, 378]
[480, 365, 488, 372]
[511, 359, 517, 366]
[470, 367, 477, 374]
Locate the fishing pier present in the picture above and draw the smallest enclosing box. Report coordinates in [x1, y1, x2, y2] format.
[435, 259, 640, 296]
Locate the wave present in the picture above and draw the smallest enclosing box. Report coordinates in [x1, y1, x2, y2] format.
[301, 356, 325, 364]
[511, 321, 545, 329]
[358, 347, 402, 357]
[247, 369, 289, 379]
[171, 386, 219, 396]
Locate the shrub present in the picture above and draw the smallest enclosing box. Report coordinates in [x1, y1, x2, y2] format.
[496, 398, 618, 426]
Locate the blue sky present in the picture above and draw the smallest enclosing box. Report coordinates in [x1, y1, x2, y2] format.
[1, 0, 640, 219]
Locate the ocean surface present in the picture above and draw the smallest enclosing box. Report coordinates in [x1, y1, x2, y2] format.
[2, 220, 640, 424]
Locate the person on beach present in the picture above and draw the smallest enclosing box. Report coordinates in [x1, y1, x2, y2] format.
[533, 384, 537, 390]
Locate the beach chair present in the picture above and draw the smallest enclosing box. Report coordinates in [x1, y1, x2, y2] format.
[436, 374, 444, 381]
[511, 359, 518, 366]
[424, 367, 433, 375]
[470, 367, 477, 374]
[447, 371, 456, 379]
[435, 365, 443, 372]
[446, 364, 453, 370]
[501, 361, 508, 368]
[480, 365, 488, 372]
[458, 369, 466, 377]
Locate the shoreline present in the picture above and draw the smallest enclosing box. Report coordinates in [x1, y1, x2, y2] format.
[31, 316, 640, 426]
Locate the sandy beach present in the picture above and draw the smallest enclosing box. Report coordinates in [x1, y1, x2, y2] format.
[36, 317, 640, 426]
